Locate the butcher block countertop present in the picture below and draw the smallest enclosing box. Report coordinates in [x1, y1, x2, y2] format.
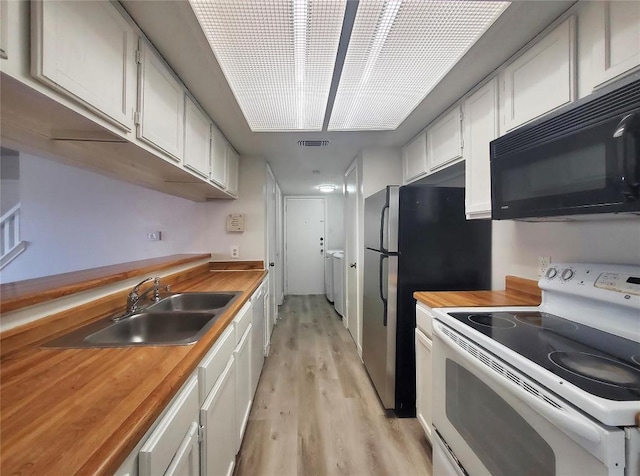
[414, 275, 542, 308]
[0, 269, 266, 476]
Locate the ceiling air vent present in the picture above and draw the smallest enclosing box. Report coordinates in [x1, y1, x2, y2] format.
[298, 140, 330, 147]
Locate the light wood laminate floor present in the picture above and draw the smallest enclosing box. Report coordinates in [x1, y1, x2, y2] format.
[235, 295, 433, 476]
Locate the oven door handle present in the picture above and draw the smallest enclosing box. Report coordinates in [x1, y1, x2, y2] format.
[434, 323, 602, 444]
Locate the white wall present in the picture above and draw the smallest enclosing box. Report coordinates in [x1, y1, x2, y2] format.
[206, 155, 267, 261]
[326, 193, 344, 250]
[492, 219, 640, 289]
[1, 180, 20, 215]
[362, 147, 403, 198]
[1, 153, 211, 283]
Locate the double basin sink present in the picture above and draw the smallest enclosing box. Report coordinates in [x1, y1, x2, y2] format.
[43, 292, 242, 348]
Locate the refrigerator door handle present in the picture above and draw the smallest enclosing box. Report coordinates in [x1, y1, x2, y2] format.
[379, 254, 388, 326]
[379, 204, 389, 252]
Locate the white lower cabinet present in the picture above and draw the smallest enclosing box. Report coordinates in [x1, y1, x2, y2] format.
[415, 303, 434, 444]
[139, 375, 200, 476]
[200, 355, 237, 476]
[250, 285, 266, 396]
[415, 328, 433, 444]
[234, 323, 253, 454]
[165, 422, 200, 476]
[116, 284, 267, 476]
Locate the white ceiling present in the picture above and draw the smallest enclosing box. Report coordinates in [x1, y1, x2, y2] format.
[120, 0, 575, 195]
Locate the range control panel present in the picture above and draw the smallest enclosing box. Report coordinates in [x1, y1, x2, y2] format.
[541, 263, 640, 297]
[594, 272, 640, 296]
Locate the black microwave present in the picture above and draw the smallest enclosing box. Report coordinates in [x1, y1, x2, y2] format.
[491, 73, 640, 220]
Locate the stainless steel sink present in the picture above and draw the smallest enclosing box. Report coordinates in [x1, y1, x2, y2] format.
[41, 291, 243, 348]
[84, 312, 220, 346]
[147, 292, 240, 312]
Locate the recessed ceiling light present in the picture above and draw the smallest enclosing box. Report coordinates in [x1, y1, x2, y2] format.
[317, 183, 337, 193]
[189, 0, 347, 132]
[328, 1, 509, 131]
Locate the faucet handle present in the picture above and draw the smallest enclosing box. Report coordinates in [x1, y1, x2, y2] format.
[132, 277, 154, 294]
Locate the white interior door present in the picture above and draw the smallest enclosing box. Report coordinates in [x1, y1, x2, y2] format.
[345, 165, 359, 347]
[266, 168, 278, 325]
[285, 197, 325, 295]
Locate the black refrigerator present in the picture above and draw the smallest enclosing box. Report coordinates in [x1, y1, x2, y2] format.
[363, 185, 491, 417]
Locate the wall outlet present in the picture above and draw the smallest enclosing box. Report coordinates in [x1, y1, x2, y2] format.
[538, 256, 551, 277]
[231, 245, 240, 259]
[146, 231, 162, 241]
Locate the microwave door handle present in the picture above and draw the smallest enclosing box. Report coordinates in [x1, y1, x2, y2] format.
[433, 323, 603, 444]
[613, 113, 640, 200]
[379, 254, 388, 326]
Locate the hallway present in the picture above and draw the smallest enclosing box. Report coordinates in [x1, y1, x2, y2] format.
[235, 295, 433, 476]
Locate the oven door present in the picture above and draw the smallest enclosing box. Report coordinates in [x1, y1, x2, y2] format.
[432, 321, 626, 476]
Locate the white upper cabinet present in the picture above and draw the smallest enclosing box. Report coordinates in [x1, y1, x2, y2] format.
[137, 39, 185, 162]
[210, 124, 228, 189]
[502, 17, 576, 132]
[428, 106, 463, 172]
[184, 94, 211, 178]
[225, 144, 239, 197]
[464, 78, 499, 220]
[31, 0, 136, 130]
[402, 132, 428, 184]
[591, 1, 640, 88]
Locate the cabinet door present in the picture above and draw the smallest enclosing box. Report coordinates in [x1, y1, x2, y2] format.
[165, 422, 200, 476]
[250, 287, 265, 397]
[502, 17, 576, 132]
[201, 356, 236, 476]
[137, 40, 184, 162]
[225, 145, 239, 197]
[592, 1, 640, 88]
[264, 289, 271, 356]
[428, 106, 463, 172]
[198, 326, 235, 405]
[184, 95, 211, 178]
[140, 375, 199, 476]
[402, 132, 428, 183]
[210, 124, 227, 188]
[415, 328, 433, 444]
[464, 78, 499, 220]
[234, 324, 252, 453]
[32, 0, 136, 130]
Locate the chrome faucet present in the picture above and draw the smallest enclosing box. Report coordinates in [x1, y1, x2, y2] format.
[113, 277, 171, 322]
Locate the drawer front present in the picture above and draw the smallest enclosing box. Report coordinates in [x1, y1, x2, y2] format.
[233, 301, 252, 345]
[198, 325, 235, 404]
[139, 374, 199, 476]
[416, 303, 434, 337]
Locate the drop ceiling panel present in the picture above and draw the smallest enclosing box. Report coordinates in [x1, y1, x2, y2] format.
[328, 0, 509, 131]
[189, 0, 346, 132]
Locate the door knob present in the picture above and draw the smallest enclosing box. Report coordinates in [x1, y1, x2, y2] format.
[350, 263, 357, 268]
[269, 262, 275, 267]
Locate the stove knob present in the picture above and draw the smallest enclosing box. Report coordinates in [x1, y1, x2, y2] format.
[545, 267, 558, 279]
[561, 268, 574, 281]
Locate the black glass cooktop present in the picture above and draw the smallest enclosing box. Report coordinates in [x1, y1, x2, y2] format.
[447, 311, 640, 401]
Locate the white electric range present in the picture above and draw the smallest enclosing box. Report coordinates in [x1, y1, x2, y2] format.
[431, 263, 640, 476]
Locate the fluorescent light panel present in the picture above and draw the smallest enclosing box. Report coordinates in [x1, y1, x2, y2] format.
[189, 0, 346, 131]
[328, 1, 509, 131]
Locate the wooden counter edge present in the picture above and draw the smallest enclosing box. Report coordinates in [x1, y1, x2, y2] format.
[209, 260, 264, 270]
[413, 275, 541, 308]
[0, 254, 211, 314]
